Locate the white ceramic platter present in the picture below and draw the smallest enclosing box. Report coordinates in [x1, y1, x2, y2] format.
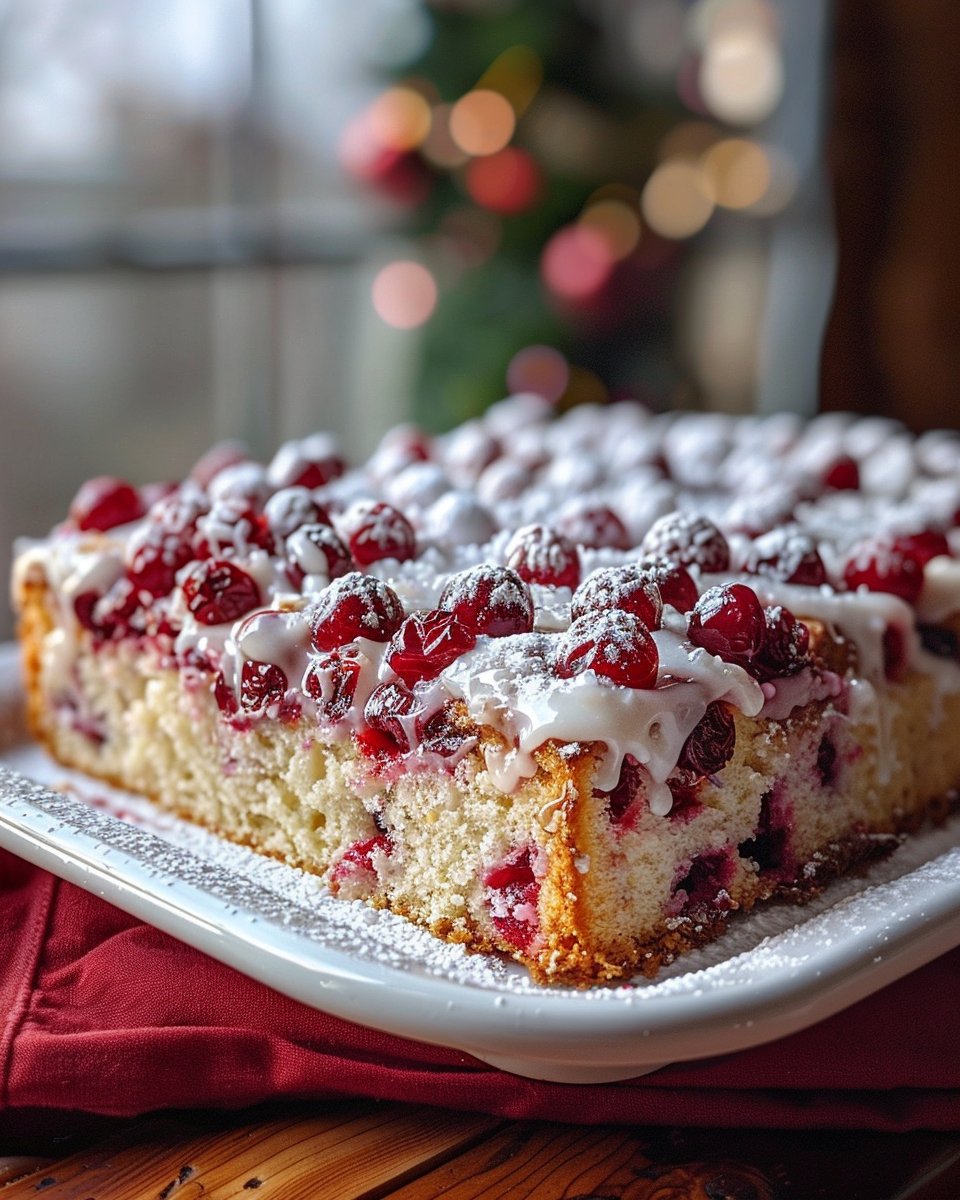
[2, 643, 960, 1084]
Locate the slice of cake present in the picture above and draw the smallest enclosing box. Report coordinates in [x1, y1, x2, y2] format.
[12, 399, 960, 984]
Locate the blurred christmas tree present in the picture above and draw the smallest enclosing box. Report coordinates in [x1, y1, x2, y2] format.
[341, 0, 796, 428]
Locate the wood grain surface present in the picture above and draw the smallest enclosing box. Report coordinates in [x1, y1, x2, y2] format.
[2, 1103, 960, 1199]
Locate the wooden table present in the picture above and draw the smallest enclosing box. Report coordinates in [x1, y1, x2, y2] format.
[2, 1102, 960, 1198]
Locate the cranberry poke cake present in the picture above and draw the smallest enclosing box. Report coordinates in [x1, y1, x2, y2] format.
[12, 397, 960, 984]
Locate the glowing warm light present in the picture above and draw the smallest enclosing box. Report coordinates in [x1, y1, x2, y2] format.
[702, 138, 770, 209]
[699, 29, 783, 125]
[477, 45, 543, 116]
[465, 146, 541, 214]
[506, 345, 569, 402]
[541, 226, 614, 301]
[641, 160, 714, 239]
[371, 261, 438, 329]
[557, 365, 609, 411]
[449, 89, 516, 157]
[579, 199, 641, 260]
[368, 87, 432, 151]
[421, 104, 469, 168]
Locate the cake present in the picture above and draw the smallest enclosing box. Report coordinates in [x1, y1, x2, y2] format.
[12, 397, 960, 985]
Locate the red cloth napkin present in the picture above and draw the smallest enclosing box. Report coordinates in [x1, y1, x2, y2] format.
[2, 847, 959, 1133]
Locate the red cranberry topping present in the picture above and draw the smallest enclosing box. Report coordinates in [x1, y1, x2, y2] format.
[635, 557, 699, 613]
[897, 529, 951, 566]
[69, 476, 145, 533]
[678, 702, 736, 777]
[571, 566, 663, 630]
[556, 504, 631, 551]
[263, 487, 330, 540]
[688, 583, 766, 667]
[438, 565, 534, 638]
[363, 680, 422, 753]
[331, 833, 392, 885]
[753, 605, 810, 681]
[418, 706, 469, 757]
[483, 846, 540, 952]
[882, 624, 909, 681]
[213, 671, 238, 715]
[556, 610, 659, 689]
[822, 454, 860, 491]
[743, 528, 828, 587]
[310, 573, 404, 650]
[268, 438, 346, 490]
[842, 536, 926, 604]
[73, 591, 100, 633]
[340, 501, 416, 567]
[386, 610, 477, 686]
[285, 523, 351, 588]
[303, 650, 362, 722]
[504, 524, 581, 589]
[239, 660, 300, 721]
[641, 511, 730, 573]
[193, 499, 276, 559]
[182, 560, 262, 626]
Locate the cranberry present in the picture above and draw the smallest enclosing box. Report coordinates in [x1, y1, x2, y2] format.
[268, 438, 346, 490]
[743, 528, 827, 587]
[263, 487, 330, 540]
[640, 511, 730, 573]
[688, 584, 766, 667]
[678, 702, 736, 777]
[555, 505, 631, 551]
[340, 501, 416, 567]
[182, 560, 262, 625]
[285, 524, 351, 588]
[842, 536, 925, 604]
[753, 605, 810, 680]
[504, 524, 581, 590]
[483, 846, 540, 952]
[438, 565, 534, 638]
[816, 734, 838, 787]
[69, 476, 145, 532]
[310, 573, 404, 650]
[73, 591, 100, 633]
[571, 566, 663, 630]
[193, 499, 276, 559]
[556, 610, 659, 689]
[363, 680, 422, 754]
[897, 529, 951, 566]
[673, 849, 735, 914]
[386, 610, 477, 686]
[213, 671, 238, 715]
[635, 557, 699, 613]
[89, 578, 140, 639]
[303, 650, 362, 722]
[597, 755, 644, 828]
[822, 454, 860, 491]
[331, 833, 392, 886]
[239, 660, 300, 721]
[418, 706, 469, 757]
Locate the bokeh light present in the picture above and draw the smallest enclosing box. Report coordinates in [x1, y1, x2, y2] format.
[641, 160, 714, 239]
[579, 197, 642, 260]
[506, 345, 569, 401]
[372, 260, 438, 328]
[367, 86, 432, 151]
[702, 137, 770, 208]
[449, 89, 516, 156]
[477, 45, 543, 116]
[699, 27, 783, 125]
[541, 225, 615, 301]
[465, 146, 541, 214]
